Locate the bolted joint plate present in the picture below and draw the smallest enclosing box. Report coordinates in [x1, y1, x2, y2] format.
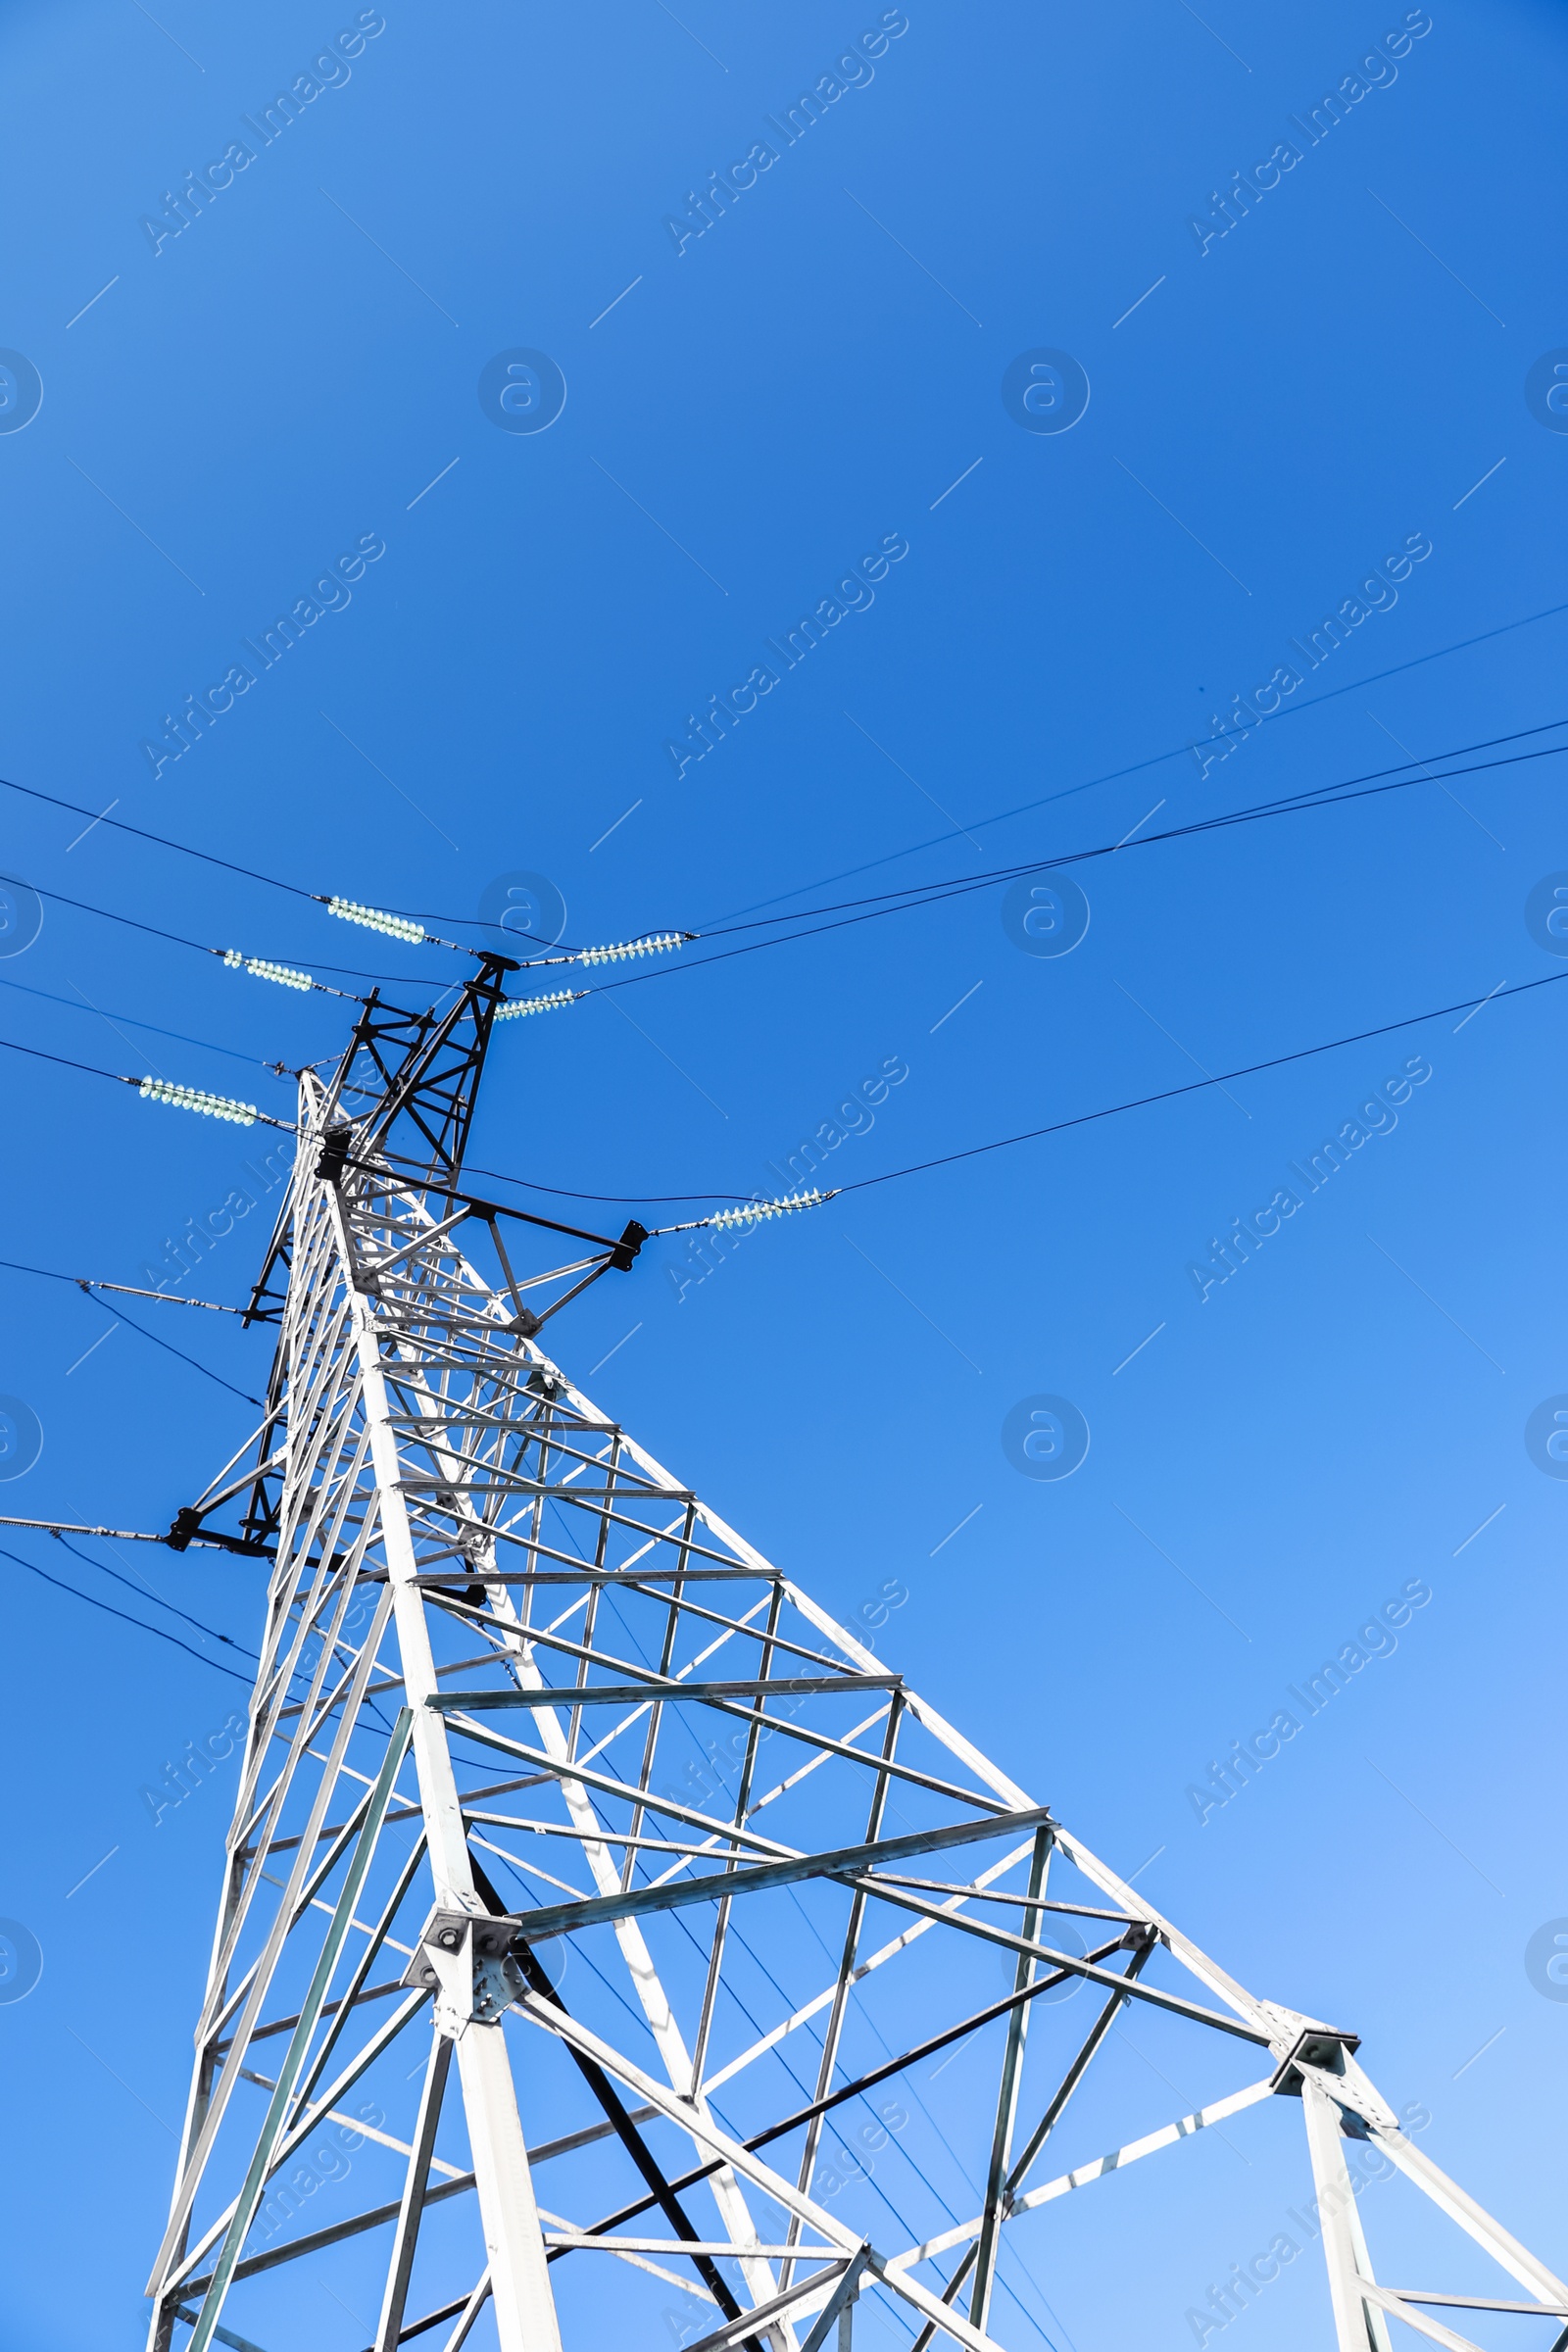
[1270, 2026, 1362, 2097]
[401, 1906, 522, 1993]
[473, 1947, 527, 2023]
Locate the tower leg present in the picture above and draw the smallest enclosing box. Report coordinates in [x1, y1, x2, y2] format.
[1302, 2081, 1393, 2352]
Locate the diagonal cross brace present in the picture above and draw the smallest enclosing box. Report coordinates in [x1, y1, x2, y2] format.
[176, 1708, 415, 2352]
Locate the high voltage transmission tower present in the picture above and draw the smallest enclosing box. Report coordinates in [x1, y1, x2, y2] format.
[144, 957, 1565, 2352]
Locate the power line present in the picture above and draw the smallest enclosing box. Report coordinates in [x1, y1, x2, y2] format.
[7, 726, 1563, 1223]
[0, 1540, 255, 1682]
[701, 717, 1565, 936]
[0, 1030, 300, 1132]
[80, 1291, 265, 1406]
[0, 1254, 262, 1405]
[446, 967, 1568, 1215]
[0, 773, 320, 900]
[7, 720, 1558, 1093]
[0, 595, 1554, 938]
[0, 771, 505, 955]
[9, 923, 1564, 1244]
[0, 972, 296, 1074]
[588, 724, 1568, 991]
[0, 1255, 243, 1312]
[10, 872, 381, 995]
[836, 969, 1568, 1199]
[51, 1533, 261, 1662]
[695, 595, 1568, 925]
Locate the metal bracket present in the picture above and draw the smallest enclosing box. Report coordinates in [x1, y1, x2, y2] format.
[474, 1947, 526, 2024]
[609, 1219, 649, 1271]
[399, 1906, 526, 2020]
[1271, 2026, 1362, 2097]
[402, 1906, 520, 1993]
[314, 1121, 354, 1184]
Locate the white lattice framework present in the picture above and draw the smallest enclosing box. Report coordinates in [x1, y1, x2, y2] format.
[145, 968, 1568, 2352]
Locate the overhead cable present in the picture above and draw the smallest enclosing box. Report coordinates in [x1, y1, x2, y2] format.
[5, 722, 1558, 1031]
[79, 1290, 266, 1406]
[0, 1540, 255, 1682]
[51, 1532, 260, 1660]
[691, 594, 1568, 924]
[587, 725, 1568, 992]
[834, 970, 1568, 1198]
[2, 586, 1560, 930]
[439, 968, 1568, 1214]
[0, 1255, 242, 1311]
[0, 971, 295, 1073]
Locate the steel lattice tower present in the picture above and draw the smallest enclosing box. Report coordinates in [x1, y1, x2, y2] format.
[146, 962, 1566, 2352]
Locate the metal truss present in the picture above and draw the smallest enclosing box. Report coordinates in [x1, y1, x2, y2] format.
[147, 971, 1567, 2352]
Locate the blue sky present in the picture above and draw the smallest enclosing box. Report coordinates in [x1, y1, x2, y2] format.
[1, 2, 1566, 2344]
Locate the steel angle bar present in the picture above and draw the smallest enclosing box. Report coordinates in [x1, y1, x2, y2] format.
[357, 1206, 474, 1284]
[909, 2263, 973, 2352]
[777, 1575, 1035, 1799]
[867, 1875, 1141, 1924]
[207, 1719, 397, 2043]
[166, 1989, 432, 2299]
[434, 2271, 491, 2352]
[495, 1805, 1056, 1942]
[1297, 2061, 1568, 2306]
[472, 1499, 755, 1576]
[555, 1941, 1121, 2253]
[182, 2084, 693, 2302]
[702, 1833, 1039, 2098]
[356, 1171, 626, 1254]
[243, 1977, 406, 2046]
[630, 1701, 901, 1903]
[179, 2173, 478, 2297]
[163, 1578, 400, 2242]
[876, 2265, 1008, 2352]
[429, 1675, 899, 1712]
[676, 2264, 854, 2352]
[416, 1565, 771, 1587]
[474, 1679, 1014, 1816]
[172, 2307, 269, 2352]
[511, 1988, 862, 2250]
[423, 1723, 803, 1852]
[444, 1606, 887, 1684]
[1006, 2078, 1275, 2217]
[1004, 1937, 1156, 2200]
[893, 2078, 1277, 2281]
[523, 1256, 622, 1329]
[776, 1696, 901, 2289]
[1048, 1824, 1279, 2037]
[1303, 2079, 1396, 2352]
[169, 1709, 416, 2351]
[509, 1943, 766, 2346]
[374, 2027, 456, 2352]
[799, 2248, 873, 2352]
[1382, 2292, 1568, 2319]
[1355, 2288, 1489, 2352]
[541, 2237, 838, 2260]
[845, 1877, 1270, 2043]
[968, 1825, 1052, 2329]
